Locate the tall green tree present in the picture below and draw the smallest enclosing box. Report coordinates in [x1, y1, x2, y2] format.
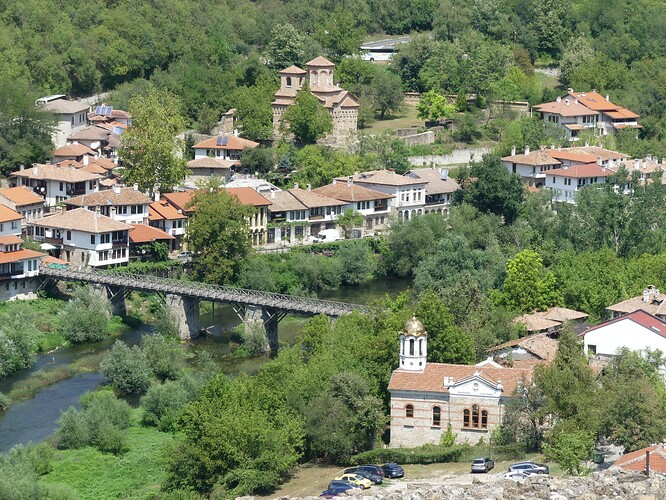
[416, 90, 456, 123]
[336, 209, 364, 239]
[280, 83, 333, 145]
[186, 187, 254, 284]
[369, 68, 404, 119]
[499, 249, 562, 313]
[119, 85, 187, 193]
[266, 23, 307, 69]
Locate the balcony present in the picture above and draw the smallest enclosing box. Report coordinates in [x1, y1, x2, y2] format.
[112, 239, 128, 248]
[44, 236, 63, 246]
[374, 204, 389, 212]
[66, 188, 86, 197]
[309, 214, 324, 221]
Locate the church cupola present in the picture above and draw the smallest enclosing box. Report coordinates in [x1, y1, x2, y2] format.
[399, 315, 427, 372]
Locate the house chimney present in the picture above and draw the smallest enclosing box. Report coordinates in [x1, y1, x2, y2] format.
[574, 99, 578, 105]
[294, 183, 299, 189]
[270, 189, 275, 199]
[524, 145, 530, 155]
[556, 96, 561, 103]
[20, 164, 24, 171]
[133, 183, 139, 191]
[551, 144, 555, 150]
[605, 94, 610, 101]
[567, 87, 573, 93]
[113, 185, 121, 194]
[347, 177, 353, 187]
[32, 165, 38, 175]
[564, 99, 570, 106]
[511, 145, 516, 156]
[154, 190, 160, 203]
[585, 140, 590, 147]
[644, 287, 651, 303]
[332, 179, 337, 185]
[634, 159, 640, 169]
[83, 155, 89, 166]
[306, 184, 311, 192]
[597, 156, 602, 165]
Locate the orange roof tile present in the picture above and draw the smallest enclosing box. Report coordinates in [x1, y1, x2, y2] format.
[0, 236, 23, 245]
[548, 150, 598, 163]
[225, 187, 271, 207]
[0, 248, 44, 265]
[313, 183, 394, 202]
[570, 91, 618, 112]
[129, 224, 174, 243]
[614, 444, 666, 473]
[534, 98, 598, 117]
[388, 363, 532, 395]
[0, 186, 44, 206]
[193, 134, 259, 151]
[306, 56, 335, 67]
[548, 163, 614, 178]
[0, 205, 23, 223]
[161, 191, 197, 212]
[149, 200, 187, 221]
[502, 150, 561, 167]
[280, 65, 307, 74]
[52, 144, 96, 157]
[40, 255, 69, 266]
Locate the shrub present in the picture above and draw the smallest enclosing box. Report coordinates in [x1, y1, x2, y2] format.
[7, 442, 55, 475]
[56, 407, 89, 449]
[0, 391, 10, 409]
[100, 340, 152, 394]
[153, 308, 181, 338]
[348, 445, 465, 466]
[440, 424, 456, 447]
[95, 420, 127, 454]
[59, 285, 112, 343]
[142, 333, 186, 381]
[239, 323, 268, 355]
[141, 379, 193, 431]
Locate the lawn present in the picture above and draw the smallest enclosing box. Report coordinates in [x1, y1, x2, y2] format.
[364, 105, 425, 134]
[42, 421, 176, 499]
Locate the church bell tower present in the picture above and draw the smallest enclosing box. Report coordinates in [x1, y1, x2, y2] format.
[399, 316, 427, 372]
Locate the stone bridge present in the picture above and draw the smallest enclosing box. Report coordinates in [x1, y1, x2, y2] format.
[39, 267, 371, 350]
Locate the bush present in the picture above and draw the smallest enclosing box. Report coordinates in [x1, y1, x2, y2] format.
[0, 391, 10, 409]
[440, 424, 456, 447]
[100, 340, 152, 394]
[7, 442, 55, 475]
[153, 308, 181, 338]
[142, 333, 186, 381]
[348, 445, 466, 466]
[240, 323, 268, 355]
[56, 407, 89, 449]
[141, 378, 193, 431]
[59, 285, 112, 343]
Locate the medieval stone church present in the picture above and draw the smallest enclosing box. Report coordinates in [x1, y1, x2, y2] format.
[388, 317, 533, 446]
[272, 56, 359, 144]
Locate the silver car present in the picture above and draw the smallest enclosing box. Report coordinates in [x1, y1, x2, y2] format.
[508, 462, 549, 474]
[471, 457, 495, 473]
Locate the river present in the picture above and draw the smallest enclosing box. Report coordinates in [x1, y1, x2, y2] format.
[0, 277, 411, 451]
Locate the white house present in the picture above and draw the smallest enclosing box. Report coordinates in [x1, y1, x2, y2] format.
[388, 316, 533, 447]
[606, 285, 666, 321]
[10, 163, 102, 208]
[313, 180, 394, 233]
[286, 187, 347, 238]
[0, 187, 46, 228]
[148, 199, 187, 251]
[404, 167, 461, 215]
[339, 170, 427, 221]
[0, 235, 44, 280]
[40, 98, 90, 147]
[579, 310, 666, 358]
[266, 190, 310, 244]
[545, 162, 614, 203]
[63, 186, 152, 225]
[30, 208, 131, 267]
[192, 133, 259, 161]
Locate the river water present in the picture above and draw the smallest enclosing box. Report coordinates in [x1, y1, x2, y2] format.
[0, 277, 411, 451]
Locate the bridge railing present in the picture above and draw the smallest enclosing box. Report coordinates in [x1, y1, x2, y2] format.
[40, 266, 372, 316]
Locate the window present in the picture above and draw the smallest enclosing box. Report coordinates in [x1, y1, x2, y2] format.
[481, 410, 488, 429]
[406, 405, 414, 418]
[409, 338, 414, 356]
[286, 76, 292, 87]
[588, 344, 597, 355]
[59, 182, 64, 191]
[463, 409, 470, 427]
[66, 230, 72, 240]
[419, 338, 424, 356]
[472, 405, 479, 428]
[90, 235, 96, 245]
[131, 205, 138, 215]
[10, 221, 16, 229]
[71, 116, 74, 125]
[101, 233, 110, 244]
[432, 406, 441, 427]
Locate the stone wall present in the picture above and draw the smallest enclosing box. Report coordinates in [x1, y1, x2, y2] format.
[398, 131, 435, 147]
[0, 277, 40, 301]
[408, 147, 493, 167]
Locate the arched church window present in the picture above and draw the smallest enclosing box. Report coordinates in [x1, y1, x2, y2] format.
[406, 404, 414, 418]
[432, 406, 441, 427]
[472, 404, 480, 428]
[481, 410, 488, 429]
[286, 77, 292, 87]
[409, 338, 414, 356]
[419, 338, 424, 355]
[463, 409, 470, 427]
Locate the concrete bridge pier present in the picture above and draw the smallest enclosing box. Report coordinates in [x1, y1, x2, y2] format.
[166, 293, 200, 340]
[244, 304, 280, 351]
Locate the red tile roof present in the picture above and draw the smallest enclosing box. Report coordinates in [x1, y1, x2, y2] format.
[313, 183, 394, 202]
[129, 224, 174, 243]
[0, 205, 23, 223]
[0, 187, 44, 206]
[193, 134, 259, 151]
[0, 236, 23, 245]
[41, 255, 69, 266]
[579, 310, 666, 338]
[0, 248, 44, 265]
[225, 187, 271, 207]
[548, 151, 598, 163]
[388, 363, 532, 395]
[161, 191, 197, 213]
[614, 444, 666, 473]
[547, 163, 614, 178]
[306, 56, 335, 67]
[148, 200, 187, 221]
[52, 144, 96, 157]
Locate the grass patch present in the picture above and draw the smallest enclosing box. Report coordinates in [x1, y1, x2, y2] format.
[42, 419, 177, 499]
[365, 105, 424, 133]
[8, 366, 77, 402]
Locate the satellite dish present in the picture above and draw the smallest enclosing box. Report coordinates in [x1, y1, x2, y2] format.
[90, 141, 100, 150]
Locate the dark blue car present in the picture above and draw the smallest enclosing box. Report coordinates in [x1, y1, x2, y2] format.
[327, 480, 362, 494]
[381, 462, 405, 478]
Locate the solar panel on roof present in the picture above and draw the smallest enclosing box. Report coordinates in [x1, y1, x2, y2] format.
[95, 105, 103, 115]
[112, 126, 123, 135]
[216, 136, 229, 146]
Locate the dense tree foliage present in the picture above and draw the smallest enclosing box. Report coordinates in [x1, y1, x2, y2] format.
[280, 83, 333, 144]
[59, 285, 112, 343]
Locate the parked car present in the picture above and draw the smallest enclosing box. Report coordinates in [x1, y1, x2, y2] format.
[471, 457, 495, 473]
[313, 229, 341, 243]
[319, 490, 338, 498]
[327, 480, 362, 493]
[503, 470, 530, 482]
[359, 464, 386, 479]
[381, 463, 405, 478]
[343, 466, 383, 484]
[508, 462, 549, 475]
[334, 473, 373, 489]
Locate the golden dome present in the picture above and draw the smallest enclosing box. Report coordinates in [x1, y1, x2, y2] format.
[403, 315, 427, 337]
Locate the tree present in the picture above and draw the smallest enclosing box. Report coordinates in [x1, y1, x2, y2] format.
[559, 36, 595, 86]
[118, 85, 188, 193]
[415, 291, 475, 364]
[280, 82, 333, 145]
[240, 146, 275, 174]
[100, 340, 151, 395]
[142, 333, 186, 381]
[266, 24, 307, 69]
[337, 240, 377, 286]
[357, 133, 411, 173]
[416, 90, 456, 123]
[499, 250, 562, 313]
[59, 285, 112, 343]
[231, 75, 278, 142]
[336, 209, 364, 239]
[0, 76, 54, 173]
[391, 34, 437, 92]
[543, 429, 594, 475]
[186, 187, 254, 284]
[457, 154, 525, 224]
[369, 68, 404, 119]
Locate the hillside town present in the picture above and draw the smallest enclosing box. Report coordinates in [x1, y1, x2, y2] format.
[2, 1, 666, 498]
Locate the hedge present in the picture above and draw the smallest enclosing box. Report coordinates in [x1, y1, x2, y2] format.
[348, 445, 466, 466]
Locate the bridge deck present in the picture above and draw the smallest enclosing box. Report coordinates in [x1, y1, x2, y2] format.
[40, 267, 370, 317]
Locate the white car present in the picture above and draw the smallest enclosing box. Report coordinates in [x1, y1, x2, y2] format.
[503, 470, 530, 482]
